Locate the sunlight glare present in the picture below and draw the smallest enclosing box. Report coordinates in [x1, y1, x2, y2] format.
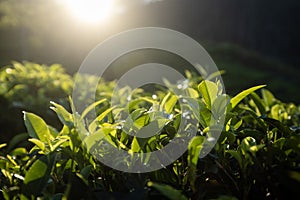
[63, 0, 115, 23]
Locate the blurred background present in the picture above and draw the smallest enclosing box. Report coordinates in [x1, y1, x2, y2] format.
[0, 0, 299, 102]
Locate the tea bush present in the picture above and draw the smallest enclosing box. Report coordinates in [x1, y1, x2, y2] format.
[0, 62, 115, 142]
[0, 66, 299, 199]
[0, 61, 73, 141]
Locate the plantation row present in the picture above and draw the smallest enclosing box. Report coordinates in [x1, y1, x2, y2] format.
[0, 62, 299, 199]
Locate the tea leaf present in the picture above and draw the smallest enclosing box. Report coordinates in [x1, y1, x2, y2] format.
[50, 101, 73, 128]
[262, 89, 275, 108]
[80, 98, 107, 119]
[22, 154, 56, 197]
[188, 136, 205, 166]
[23, 112, 54, 143]
[147, 182, 188, 200]
[28, 138, 45, 151]
[230, 85, 266, 110]
[198, 80, 218, 109]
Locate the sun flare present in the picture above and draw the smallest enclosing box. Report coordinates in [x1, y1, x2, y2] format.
[62, 0, 115, 23]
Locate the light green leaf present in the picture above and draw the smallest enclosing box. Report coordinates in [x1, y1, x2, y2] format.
[134, 114, 150, 129]
[270, 104, 281, 120]
[83, 128, 115, 151]
[211, 94, 230, 119]
[240, 137, 257, 154]
[230, 85, 266, 110]
[205, 70, 225, 81]
[198, 80, 218, 109]
[28, 138, 45, 151]
[160, 92, 171, 112]
[262, 89, 275, 108]
[23, 112, 54, 143]
[128, 97, 156, 112]
[50, 101, 73, 128]
[51, 138, 69, 152]
[89, 106, 115, 133]
[80, 99, 107, 119]
[135, 118, 169, 138]
[188, 136, 205, 166]
[164, 94, 178, 114]
[186, 88, 199, 98]
[131, 137, 144, 152]
[10, 147, 27, 157]
[0, 143, 7, 149]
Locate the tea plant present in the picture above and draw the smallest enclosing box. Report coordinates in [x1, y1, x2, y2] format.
[0, 71, 299, 199]
[0, 61, 72, 141]
[0, 62, 116, 141]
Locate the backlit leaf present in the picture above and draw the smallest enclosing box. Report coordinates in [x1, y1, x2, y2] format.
[198, 80, 218, 109]
[230, 85, 266, 110]
[23, 112, 54, 143]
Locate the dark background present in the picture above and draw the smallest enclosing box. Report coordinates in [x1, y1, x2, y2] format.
[0, 0, 299, 102]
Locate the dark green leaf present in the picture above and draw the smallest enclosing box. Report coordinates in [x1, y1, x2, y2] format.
[22, 154, 56, 197]
[147, 182, 188, 200]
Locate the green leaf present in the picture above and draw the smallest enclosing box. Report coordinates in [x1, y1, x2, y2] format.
[131, 136, 149, 152]
[23, 112, 54, 143]
[262, 89, 275, 108]
[128, 97, 156, 112]
[242, 106, 268, 131]
[240, 137, 264, 155]
[186, 88, 199, 98]
[249, 92, 266, 114]
[230, 85, 266, 110]
[51, 138, 69, 152]
[214, 195, 238, 200]
[211, 94, 230, 119]
[80, 98, 107, 119]
[289, 171, 300, 183]
[262, 117, 294, 136]
[188, 136, 205, 166]
[198, 80, 218, 109]
[89, 106, 115, 133]
[187, 136, 205, 191]
[28, 138, 45, 151]
[147, 182, 188, 200]
[76, 173, 89, 186]
[226, 150, 243, 168]
[7, 133, 29, 151]
[22, 154, 56, 197]
[240, 137, 256, 154]
[83, 128, 115, 151]
[134, 114, 150, 129]
[164, 95, 178, 114]
[135, 118, 169, 138]
[160, 92, 171, 112]
[10, 147, 27, 157]
[0, 143, 7, 149]
[219, 131, 236, 145]
[80, 165, 92, 180]
[205, 70, 225, 81]
[273, 138, 286, 149]
[50, 101, 73, 128]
